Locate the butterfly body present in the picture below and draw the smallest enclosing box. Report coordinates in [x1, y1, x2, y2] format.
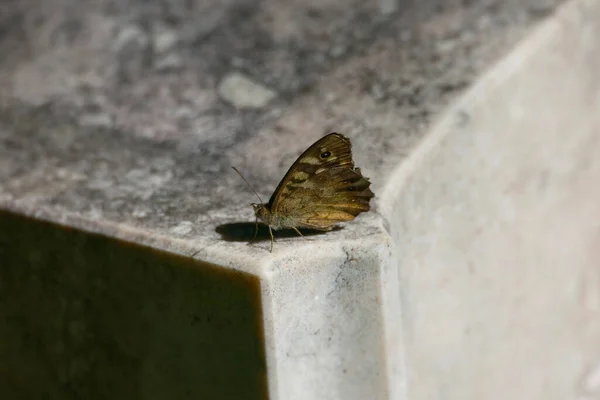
[248, 133, 374, 251]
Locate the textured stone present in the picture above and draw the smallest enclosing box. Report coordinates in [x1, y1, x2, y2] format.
[153, 29, 179, 54]
[217, 72, 277, 109]
[381, 0, 600, 398]
[1, 0, 592, 399]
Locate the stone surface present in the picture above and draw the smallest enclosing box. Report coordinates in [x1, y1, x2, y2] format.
[218, 72, 277, 109]
[381, 0, 600, 398]
[1, 0, 591, 399]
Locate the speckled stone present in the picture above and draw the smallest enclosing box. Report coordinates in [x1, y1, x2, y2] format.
[381, 0, 600, 398]
[218, 72, 277, 109]
[2, 0, 594, 399]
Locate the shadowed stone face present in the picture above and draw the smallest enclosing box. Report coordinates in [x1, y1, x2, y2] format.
[0, 0, 583, 399]
[0, 211, 268, 400]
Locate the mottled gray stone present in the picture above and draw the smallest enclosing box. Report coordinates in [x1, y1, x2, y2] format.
[2, 0, 593, 399]
[78, 112, 114, 128]
[218, 72, 278, 109]
[154, 53, 184, 71]
[113, 25, 149, 54]
[153, 28, 179, 54]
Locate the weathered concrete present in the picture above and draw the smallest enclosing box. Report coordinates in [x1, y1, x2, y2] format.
[381, 0, 600, 398]
[2, 0, 595, 399]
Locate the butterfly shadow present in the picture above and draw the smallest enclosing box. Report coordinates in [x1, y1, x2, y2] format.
[215, 222, 342, 244]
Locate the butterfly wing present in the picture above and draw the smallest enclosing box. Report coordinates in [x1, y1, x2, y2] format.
[278, 166, 374, 230]
[269, 132, 374, 230]
[267, 133, 353, 206]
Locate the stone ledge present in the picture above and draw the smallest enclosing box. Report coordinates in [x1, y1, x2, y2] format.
[382, 0, 600, 398]
[0, 0, 581, 399]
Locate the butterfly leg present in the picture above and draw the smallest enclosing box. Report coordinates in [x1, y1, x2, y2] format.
[252, 217, 259, 240]
[292, 227, 308, 240]
[268, 225, 275, 252]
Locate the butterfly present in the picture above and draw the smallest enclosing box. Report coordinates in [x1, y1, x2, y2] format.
[234, 132, 374, 252]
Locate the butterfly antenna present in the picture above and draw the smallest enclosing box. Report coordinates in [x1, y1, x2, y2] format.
[232, 167, 264, 204]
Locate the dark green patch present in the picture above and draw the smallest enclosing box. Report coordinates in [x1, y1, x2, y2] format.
[0, 211, 269, 400]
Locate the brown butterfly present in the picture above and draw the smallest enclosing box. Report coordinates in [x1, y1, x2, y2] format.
[234, 132, 374, 252]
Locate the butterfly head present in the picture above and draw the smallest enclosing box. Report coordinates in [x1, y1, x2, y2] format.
[251, 203, 270, 221]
